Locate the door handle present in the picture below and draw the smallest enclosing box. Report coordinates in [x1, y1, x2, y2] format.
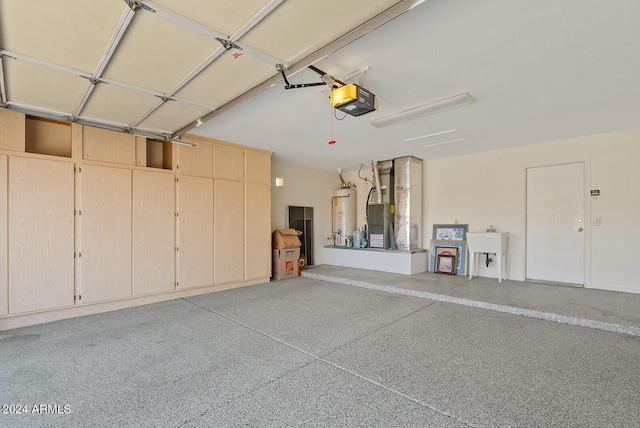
[578, 227, 584, 232]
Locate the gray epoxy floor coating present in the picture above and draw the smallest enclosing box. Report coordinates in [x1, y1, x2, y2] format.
[2, 267, 640, 427]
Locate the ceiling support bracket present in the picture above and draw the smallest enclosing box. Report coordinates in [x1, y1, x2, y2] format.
[130, 0, 288, 134]
[124, 0, 283, 131]
[73, 5, 137, 119]
[216, 38, 242, 51]
[174, 0, 427, 137]
[81, 77, 102, 86]
[124, 0, 141, 12]
[0, 55, 7, 106]
[0, 50, 200, 113]
[124, 0, 154, 13]
[279, 64, 345, 91]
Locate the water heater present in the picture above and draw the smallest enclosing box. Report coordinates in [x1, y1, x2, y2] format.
[332, 188, 356, 246]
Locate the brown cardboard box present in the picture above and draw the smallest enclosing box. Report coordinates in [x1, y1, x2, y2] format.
[272, 248, 300, 280]
[272, 228, 302, 250]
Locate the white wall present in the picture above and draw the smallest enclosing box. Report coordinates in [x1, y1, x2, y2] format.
[271, 158, 340, 265]
[285, 127, 640, 294]
[423, 128, 640, 294]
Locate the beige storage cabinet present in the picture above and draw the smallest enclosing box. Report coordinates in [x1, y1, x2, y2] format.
[83, 126, 136, 165]
[8, 157, 74, 313]
[133, 170, 176, 296]
[0, 156, 7, 315]
[178, 175, 214, 289]
[80, 165, 133, 303]
[245, 149, 271, 184]
[178, 138, 213, 177]
[0, 109, 25, 152]
[245, 183, 271, 279]
[214, 143, 244, 181]
[0, 112, 271, 330]
[214, 179, 245, 284]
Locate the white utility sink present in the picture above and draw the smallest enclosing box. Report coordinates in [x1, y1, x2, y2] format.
[466, 232, 509, 282]
[467, 232, 508, 254]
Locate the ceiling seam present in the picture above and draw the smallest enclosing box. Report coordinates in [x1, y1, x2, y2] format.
[128, 47, 227, 128]
[141, 0, 289, 67]
[231, 0, 285, 41]
[128, 99, 166, 128]
[1, 0, 419, 140]
[141, 1, 228, 40]
[173, 0, 425, 137]
[0, 49, 92, 79]
[130, 0, 288, 128]
[72, 5, 137, 119]
[6, 101, 173, 140]
[0, 49, 216, 115]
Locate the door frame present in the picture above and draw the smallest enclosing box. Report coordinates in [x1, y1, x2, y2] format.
[523, 156, 591, 288]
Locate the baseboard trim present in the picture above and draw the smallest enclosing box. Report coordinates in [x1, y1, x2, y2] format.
[0, 277, 270, 331]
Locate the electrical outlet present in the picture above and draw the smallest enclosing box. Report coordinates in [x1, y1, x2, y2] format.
[593, 217, 601, 226]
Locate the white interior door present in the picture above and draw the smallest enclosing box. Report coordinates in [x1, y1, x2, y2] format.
[526, 163, 585, 284]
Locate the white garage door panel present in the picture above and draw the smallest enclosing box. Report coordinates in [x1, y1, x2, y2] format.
[0, 0, 125, 73]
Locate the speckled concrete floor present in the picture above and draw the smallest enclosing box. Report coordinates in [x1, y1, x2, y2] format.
[2, 268, 639, 427]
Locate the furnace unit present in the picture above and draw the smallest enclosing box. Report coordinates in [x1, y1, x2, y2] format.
[366, 156, 422, 250]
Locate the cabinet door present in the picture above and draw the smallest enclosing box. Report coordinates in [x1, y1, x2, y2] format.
[245, 149, 271, 184]
[178, 175, 214, 288]
[133, 170, 175, 296]
[0, 109, 25, 152]
[178, 140, 213, 177]
[214, 180, 244, 283]
[0, 156, 8, 315]
[80, 165, 132, 303]
[82, 126, 136, 165]
[245, 183, 271, 279]
[214, 143, 244, 181]
[8, 157, 74, 314]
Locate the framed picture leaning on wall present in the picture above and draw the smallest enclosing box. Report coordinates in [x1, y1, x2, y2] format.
[436, 254, 457, 275]
[429, 240, 468, 275]
[432, 224, 468, 241]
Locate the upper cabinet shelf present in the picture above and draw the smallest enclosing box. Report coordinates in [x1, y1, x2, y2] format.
[83, 126, 135, 165]
[0, 110, 270, 180]
[26, 116, 72, 158]
[0, 109, 26, 153]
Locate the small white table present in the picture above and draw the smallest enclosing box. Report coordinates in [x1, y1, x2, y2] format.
[467, 232, 509, 282]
